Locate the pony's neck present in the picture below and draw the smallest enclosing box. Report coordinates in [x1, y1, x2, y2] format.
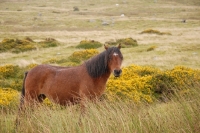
[99, 70, 111, 80]
[91, 70, 111, 87]
[85, 51, 109, 78]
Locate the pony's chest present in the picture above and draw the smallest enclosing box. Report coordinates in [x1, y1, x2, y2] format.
[84, 82, 106, 97]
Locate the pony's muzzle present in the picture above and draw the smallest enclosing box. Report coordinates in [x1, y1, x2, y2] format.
[113, 69, 122, 77]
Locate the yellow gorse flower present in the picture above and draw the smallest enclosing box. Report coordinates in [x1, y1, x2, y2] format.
[106, 65, 200, 103]
[0, 64, 17, 78]
[0, 88, 19, 106]
[69, 49, 99, 63]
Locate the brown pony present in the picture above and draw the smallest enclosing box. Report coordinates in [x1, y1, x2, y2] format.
[19, 44, 123, 110]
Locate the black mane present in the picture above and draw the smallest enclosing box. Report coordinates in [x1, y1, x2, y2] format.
[85, 47, 123, 78]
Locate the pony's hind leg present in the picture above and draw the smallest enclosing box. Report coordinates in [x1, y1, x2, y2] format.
[24, 91, 42, 107]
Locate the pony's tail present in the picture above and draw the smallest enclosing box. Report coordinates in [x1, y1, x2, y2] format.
[16, 71, 28, 127]
[19, 71, 28, 109]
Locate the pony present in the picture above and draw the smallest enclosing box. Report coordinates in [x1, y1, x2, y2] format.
[18, 44, 123, 111]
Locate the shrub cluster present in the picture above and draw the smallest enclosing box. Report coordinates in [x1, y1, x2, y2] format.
[106, 37, 138, 48]
[0, 38, 36, 53]
[0, 37, 60, 53]
[0, 64, 20, 78]
[106, 65, 159, 102]
[106, 65, 200, 103]
[76, 40, 103, 49]
[0, 64, 23, 91]
[0, 88, 19, 107]
[38, 38, 59, 48]
[68, 49, 99, 63]
[141, 29, 172, 35]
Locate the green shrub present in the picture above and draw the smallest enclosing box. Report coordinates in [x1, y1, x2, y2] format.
[141, 29, 172, 35]
[76, 40, 103, 49]
[0, 64, 23, 91]
[150, 72, 175, 99]
[38, 38, 59, 48]
[107, 65, 200, 102]
[0, 65, 20, 79]
[0, 38, 36, 53]
[0, 88, 19, 107]
[13, 44, 36, 53]
[10, 80, 23, 91]
[69, 49, 99, 63]
[0, 37, 60, 53]
[0, 80, 11, 88]
[106, 37, 138, 48]
[0, 39, 16, 52]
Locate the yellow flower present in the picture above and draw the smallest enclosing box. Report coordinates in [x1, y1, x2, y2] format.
[0, 88, 19, 106]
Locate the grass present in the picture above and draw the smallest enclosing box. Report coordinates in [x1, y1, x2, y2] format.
[0, 84, 199, 133]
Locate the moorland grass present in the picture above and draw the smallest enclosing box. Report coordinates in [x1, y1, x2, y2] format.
[0, 83, 199, 133]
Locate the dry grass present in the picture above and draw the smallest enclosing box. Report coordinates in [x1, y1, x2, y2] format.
[1, 85, 200, 133]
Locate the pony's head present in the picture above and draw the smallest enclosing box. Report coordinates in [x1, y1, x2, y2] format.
[105, 44, 123, 77]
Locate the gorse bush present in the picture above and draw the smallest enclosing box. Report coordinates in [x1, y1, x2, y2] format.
[106, 65, 159, 103]
[106, 65, 200, 102]
[76, 40, 103, 49]
[69, 49, 99, 63]
[105, 37, 138, 48]
[0, 64, 20, 79]
[0, 38, 36, 53]
[117, 38, 138, 48]
[141, 29, 172, 35]
[38, 38, 59, 48]
[0, 64, 23, 91]
[0, 88, 19, 107]
[151, 66, 200, 98]
[0, 37, 60, 53]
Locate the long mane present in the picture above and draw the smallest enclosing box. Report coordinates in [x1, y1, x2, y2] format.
[85, 47, 123, 78]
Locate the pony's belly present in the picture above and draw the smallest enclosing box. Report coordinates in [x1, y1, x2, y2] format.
[49, 95, 81, 106]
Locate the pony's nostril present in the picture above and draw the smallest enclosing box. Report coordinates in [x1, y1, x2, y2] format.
[114, 70, 119, 74]
[114, 69, 122, 75]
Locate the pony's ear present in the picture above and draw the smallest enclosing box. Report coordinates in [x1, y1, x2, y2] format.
[118, 43, 121, 49]
[104, 44, 109, 50]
